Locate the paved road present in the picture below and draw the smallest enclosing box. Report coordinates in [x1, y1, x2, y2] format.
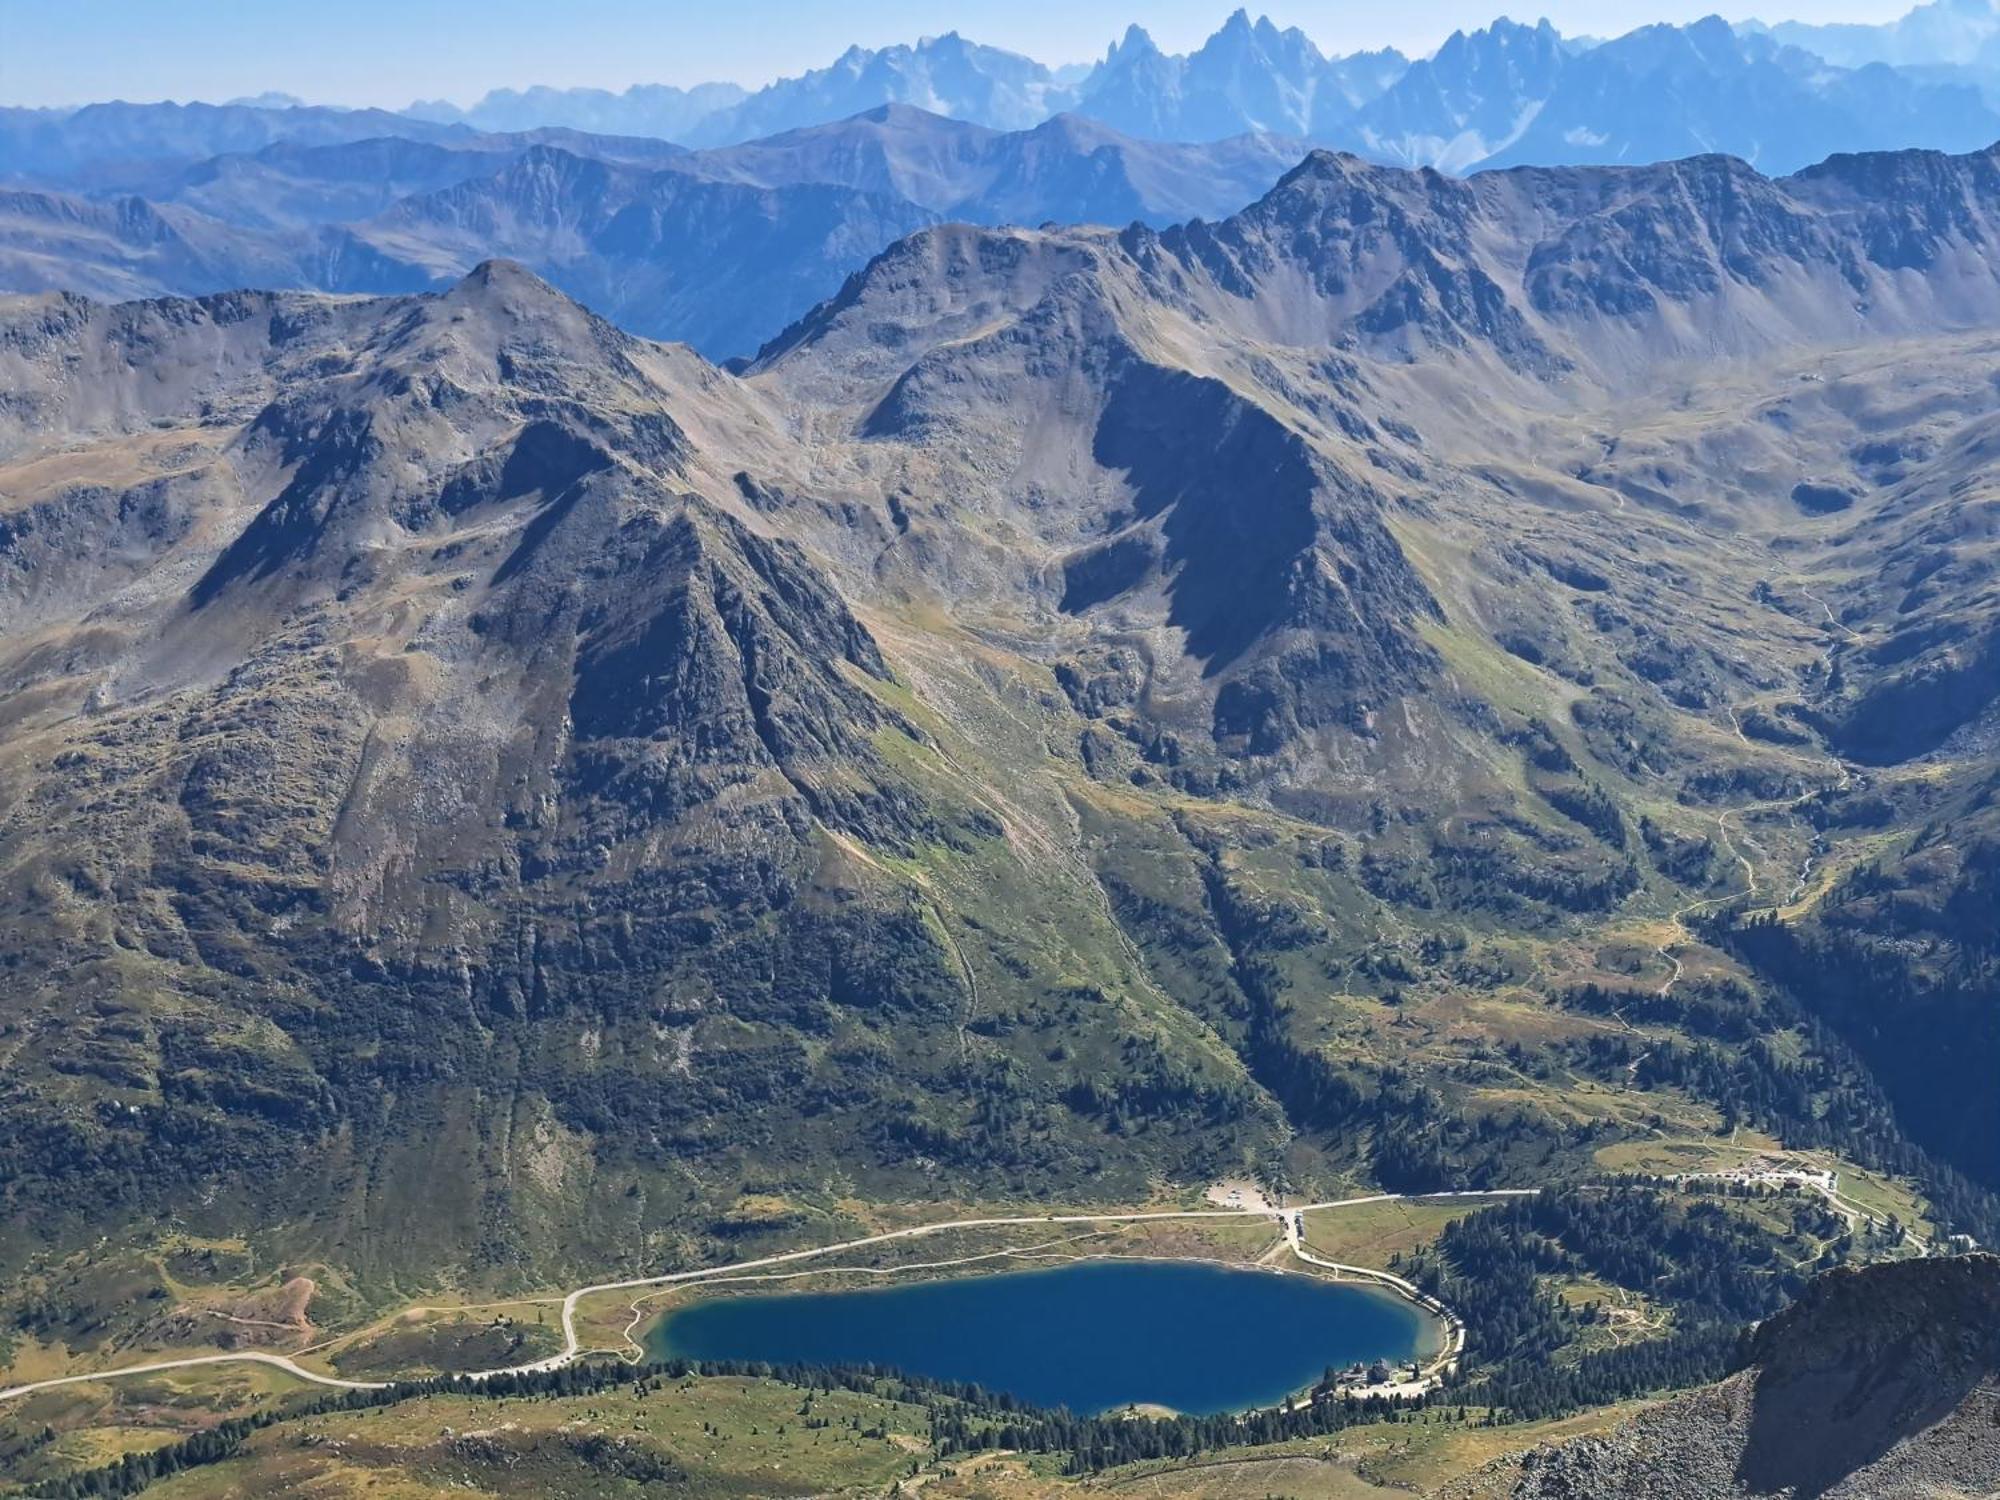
[0, 1352, 387, 1403]
[1280, 1194, 1537, 1385]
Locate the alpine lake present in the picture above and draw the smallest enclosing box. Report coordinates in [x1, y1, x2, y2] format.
[646, 1258, 1435, 1416]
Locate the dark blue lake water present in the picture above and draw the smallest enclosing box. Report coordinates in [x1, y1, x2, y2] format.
[648, 1258, 1427, 1416]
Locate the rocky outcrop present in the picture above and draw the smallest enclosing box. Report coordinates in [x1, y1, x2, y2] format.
[1511, 1256, 2000, 1499]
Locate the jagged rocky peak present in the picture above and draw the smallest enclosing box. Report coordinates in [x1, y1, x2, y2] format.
[739, 197, 1448, 773]
[700, 136, 2000, 826]
[1137, 149, 1562, 371]
[1104, 22, 1160, 63]
[1126, 140, 2000, 374]
[751, 219, 1113, 383]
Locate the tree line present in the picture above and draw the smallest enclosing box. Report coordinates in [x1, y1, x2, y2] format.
[1408, 1187, 1804, 1421]
[32, 1350, 1428, 1497]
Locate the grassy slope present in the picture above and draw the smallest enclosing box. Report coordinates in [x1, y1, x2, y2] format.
[5, 1366, 1656, 1500]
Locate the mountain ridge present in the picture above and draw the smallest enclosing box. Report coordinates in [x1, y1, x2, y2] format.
[0, 107, 1321, 357]
[14, 6, 2000, 180]
[356, 4, 2000, 169]
[3, 131, 1999, 1350]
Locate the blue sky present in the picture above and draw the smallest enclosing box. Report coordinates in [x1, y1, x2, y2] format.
[1, 0, 1916, 109]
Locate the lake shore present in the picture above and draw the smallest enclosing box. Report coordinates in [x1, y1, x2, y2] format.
[644, 1256, 1431, 1417]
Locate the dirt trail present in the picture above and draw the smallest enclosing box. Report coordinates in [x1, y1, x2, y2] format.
[1655, 804, 1761, 996]
[1655, 681, 1859, 994]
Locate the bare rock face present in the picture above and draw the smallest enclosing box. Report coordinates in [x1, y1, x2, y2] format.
[0, 263, 1281, 1276]
[1511, 1255, 2000, 1500]
[756, 140, 2000, 790]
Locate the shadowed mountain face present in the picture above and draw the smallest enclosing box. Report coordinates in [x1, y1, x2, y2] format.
[1511, 1255, 2000, 1498]
[5, 142, 2000, 1294]
[750, 142, 2000, 799]
[347, 146, 944, 358]
[0, 264, 1270, 1274]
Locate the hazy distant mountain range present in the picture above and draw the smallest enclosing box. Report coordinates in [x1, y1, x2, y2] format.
[10, 4, 2000, 1486]
[5, 2, 2000, 357]
[395, 4, 2000, 164]
[1746, 0, 2000, 67]
[11, 4, 2000, 177]
[0, 107, 1307, 356]
[382, 3, 2000, 158]
[407, 81, 751, 140]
